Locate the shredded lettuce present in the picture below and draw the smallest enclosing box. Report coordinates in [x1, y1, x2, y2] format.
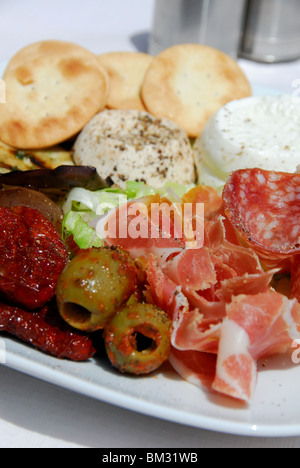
[63, 187, 127, 216]
[156, 181, 195, 201]
[61, 180, 195, 249]
[124, 180, 195, 202]
[63, 181, 194, 215]
[124, 181, 157, 199]
[62, 211, 104, 249]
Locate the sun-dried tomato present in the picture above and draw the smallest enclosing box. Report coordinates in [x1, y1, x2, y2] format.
[0, 205, 69, 309]
[0, 300, 96, 361]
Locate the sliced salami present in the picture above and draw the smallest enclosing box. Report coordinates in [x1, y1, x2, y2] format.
[222, 168, 300, 270]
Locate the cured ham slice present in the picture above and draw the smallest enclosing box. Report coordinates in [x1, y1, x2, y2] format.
[171, 303, 224, 354]
[144, 253, 186, 319]
[182, 185, 241, 245]
[213, 318, 257, 402]
[162, 216, 267, 304]
[163, 247, 217, 293]
[169, 348, 216, 390]
[102, 194, 185, 263]
[204, 216, 263, 276]
[182, 185, 223, 220]
[218, 269, 278, 303]
[168, 288, 300, 403]
[144, 255, 224, 353]
[213, 292, 300, 402]
[222, 168, 300, 270]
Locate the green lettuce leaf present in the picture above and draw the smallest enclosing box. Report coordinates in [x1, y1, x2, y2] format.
[62, 211, 104, 249]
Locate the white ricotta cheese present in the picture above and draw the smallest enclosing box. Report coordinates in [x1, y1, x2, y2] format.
[194, 94, 300, 188]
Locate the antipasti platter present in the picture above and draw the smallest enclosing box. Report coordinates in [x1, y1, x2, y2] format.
[1, 40, 300, 438]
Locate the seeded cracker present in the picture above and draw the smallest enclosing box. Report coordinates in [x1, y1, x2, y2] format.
[0, 40, 109, 149]
[141, 44, 252, 138]
[98, 51, 153, 111]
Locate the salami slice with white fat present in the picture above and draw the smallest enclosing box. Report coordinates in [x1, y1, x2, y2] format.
[222, 168, 300, 270]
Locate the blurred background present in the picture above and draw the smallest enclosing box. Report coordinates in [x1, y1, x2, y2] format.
[1, 0, 300, 94]
[149, 0, 300, 63]
[0, 0, 154, 57]
[1, 0, 300, 62]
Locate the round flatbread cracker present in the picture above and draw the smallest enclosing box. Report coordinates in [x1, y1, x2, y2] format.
[98, 51, 153, 111]
[0, 40, 109, 149]
[141, 44, 252, 138]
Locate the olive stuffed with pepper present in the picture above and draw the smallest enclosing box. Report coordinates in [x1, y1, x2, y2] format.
[103, 301, 172, 375]
[56, 246, 141, 332]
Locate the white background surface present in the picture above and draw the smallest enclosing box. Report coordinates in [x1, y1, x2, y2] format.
[1, 0, 300, 449]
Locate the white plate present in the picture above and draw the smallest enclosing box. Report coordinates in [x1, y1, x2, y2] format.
[0, 60, 298, 438]
[2, 333, 300, 438]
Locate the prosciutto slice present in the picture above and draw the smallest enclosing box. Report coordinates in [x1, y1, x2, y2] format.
[218, 269, 278, 303]
[182, 185, 223, 220]
[161, 216, 269, 304]
[169, 348, 216, 390]
[213, 292, 300, 402]
[144, 253, 187, 320]
[102, 194, 185, 265]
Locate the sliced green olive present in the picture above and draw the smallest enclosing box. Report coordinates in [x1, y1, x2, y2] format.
[103, 302, 172, 375]
[56, 246, 140, 332]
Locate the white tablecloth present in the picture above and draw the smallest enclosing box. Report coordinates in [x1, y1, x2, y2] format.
[1, 0, 300, 448]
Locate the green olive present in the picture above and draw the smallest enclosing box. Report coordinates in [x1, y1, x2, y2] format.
[56, 246, 140, 332]
[103, 302, 172, 375]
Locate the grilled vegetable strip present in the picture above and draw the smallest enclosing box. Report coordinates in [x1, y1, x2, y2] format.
[0, 165, 111, 195]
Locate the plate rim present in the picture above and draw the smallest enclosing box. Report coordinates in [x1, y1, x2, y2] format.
[3, 339, 300, 438]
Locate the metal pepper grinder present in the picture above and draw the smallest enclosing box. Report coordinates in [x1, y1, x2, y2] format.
[240, 0, 300, 62]
[148, 0, 247, 59]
